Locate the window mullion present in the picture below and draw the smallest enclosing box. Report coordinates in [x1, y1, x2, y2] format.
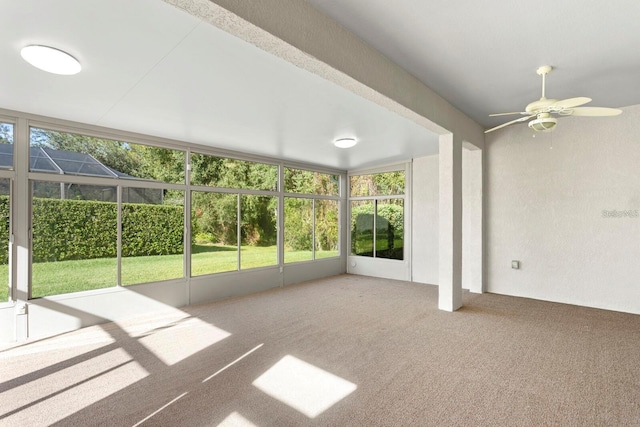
[311, 199, 316, 260]
[236, 193, 241, 271]
[373, 199, 377, 258]
[117, 186, 122, 287]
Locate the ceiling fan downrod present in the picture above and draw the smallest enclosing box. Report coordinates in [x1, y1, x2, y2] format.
[536, 65, 552, 100]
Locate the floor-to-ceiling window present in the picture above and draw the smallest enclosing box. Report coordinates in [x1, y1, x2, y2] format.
[349, 168, 406, 260]
[283, 167, 340, 263]
[190, 154, 279, 276]
[0, 109, 349, 345]
[0, 121, 13, 302]
[0, 110, 345, 308]
[28, 126, 187, 297]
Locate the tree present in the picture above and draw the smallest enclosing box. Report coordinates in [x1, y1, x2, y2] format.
[0, 123, 13, 144]
[350, 171, 404, 197]
[191, 155, 278, 246]
[135, 145, 185, 183]
[27, 128, 336, 251]
[284, 168, 339, 195]
[30, 128, 142, 176]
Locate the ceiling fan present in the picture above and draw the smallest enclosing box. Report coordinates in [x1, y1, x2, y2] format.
[485, 65, 622, 134]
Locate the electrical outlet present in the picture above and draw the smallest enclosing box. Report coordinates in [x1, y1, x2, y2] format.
[511, 260, 520, 269]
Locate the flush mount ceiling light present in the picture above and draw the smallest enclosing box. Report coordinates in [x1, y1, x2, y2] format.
[20, 45, 81, 75]
[334, 137, 357, 148]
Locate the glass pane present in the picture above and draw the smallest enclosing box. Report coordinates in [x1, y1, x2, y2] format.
[33, 181, 118, 202]
[0, 179, 9, 302]
[31, 181, 117, 297]
[122, 189, 184, 285]
[284, 167, 339, 195]
[191, 153, 278, 191]
[350, 171, 405, 197]
[30, 147, 59, 172]
[284, 198, 313, 263]
[241, 195, 277, 269]
[191, 192, 238, 276]
[29, 127, 185, 183]
[315, 200, 339, 259]
[0, 123, 14, 170]
[376, 199, 404, 260]
[351, 200, 374, 257]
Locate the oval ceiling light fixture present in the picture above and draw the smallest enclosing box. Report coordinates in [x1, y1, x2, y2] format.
[20, 45, 81, 75]
[334, 137, 357, 148]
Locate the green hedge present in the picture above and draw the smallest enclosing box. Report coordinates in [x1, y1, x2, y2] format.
[29, 197, 183, 263]
[351, 203, 404, 258]
[122, 203, 184, 257]
[0, 197, 8, 264]
[351, 203, 404, 236]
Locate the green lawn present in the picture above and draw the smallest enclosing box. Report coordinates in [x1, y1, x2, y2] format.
[0, 245, 338, 300]
[352, 234, 404, 259]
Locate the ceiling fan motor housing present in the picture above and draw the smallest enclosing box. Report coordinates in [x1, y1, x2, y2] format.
[525, 98, 558, 113]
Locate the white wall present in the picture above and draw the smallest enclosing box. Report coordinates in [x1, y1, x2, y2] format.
[462, 148, 483, 292]
[485, 105, 640, 314]
[412, 155, 439, 284]
[0, 308, 14, 342]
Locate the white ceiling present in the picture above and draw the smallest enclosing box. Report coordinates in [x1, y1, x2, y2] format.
[3, 1, 639, 171]
[0, 0, 438, 171]
[308, 0, 640, 130]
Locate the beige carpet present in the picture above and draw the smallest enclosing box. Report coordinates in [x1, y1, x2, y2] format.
[1, 274, 640, 426]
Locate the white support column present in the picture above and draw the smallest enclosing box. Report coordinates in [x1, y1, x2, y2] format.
[463, 147, 483, 293]
[439, 133, 463, 311]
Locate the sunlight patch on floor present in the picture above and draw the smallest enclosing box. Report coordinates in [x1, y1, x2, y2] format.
[137, 317, 230, 366]
[217, 411, 258, 427]
[0, 348, 148, 425]
[252, 355, 357, 418]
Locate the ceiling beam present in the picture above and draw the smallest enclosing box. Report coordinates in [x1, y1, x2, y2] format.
[162, 0, 485, 148]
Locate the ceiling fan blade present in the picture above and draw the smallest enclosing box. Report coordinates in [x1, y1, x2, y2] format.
[485, 115, 535, 134]
[552, 97, 592, 109]
[566, 107, 622, 117]
[489, 112, 527, 117]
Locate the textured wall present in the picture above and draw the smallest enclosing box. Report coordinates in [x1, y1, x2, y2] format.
[462, 148, 483, 292]
[412, 155, 439, 284]
[485, 105, 640, 313]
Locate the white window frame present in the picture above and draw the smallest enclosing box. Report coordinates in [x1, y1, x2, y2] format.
[347, 161, 412, 281]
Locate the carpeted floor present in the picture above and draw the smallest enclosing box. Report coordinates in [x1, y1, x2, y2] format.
[1, 274, 640, 426]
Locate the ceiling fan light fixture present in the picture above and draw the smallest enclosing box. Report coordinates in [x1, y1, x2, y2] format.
[20, 45, 81, 75]
[528, 117, 557, 132]
[334, 137, 357, 148]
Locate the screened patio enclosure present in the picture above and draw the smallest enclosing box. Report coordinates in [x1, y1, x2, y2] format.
[0, 144, 162, 204]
